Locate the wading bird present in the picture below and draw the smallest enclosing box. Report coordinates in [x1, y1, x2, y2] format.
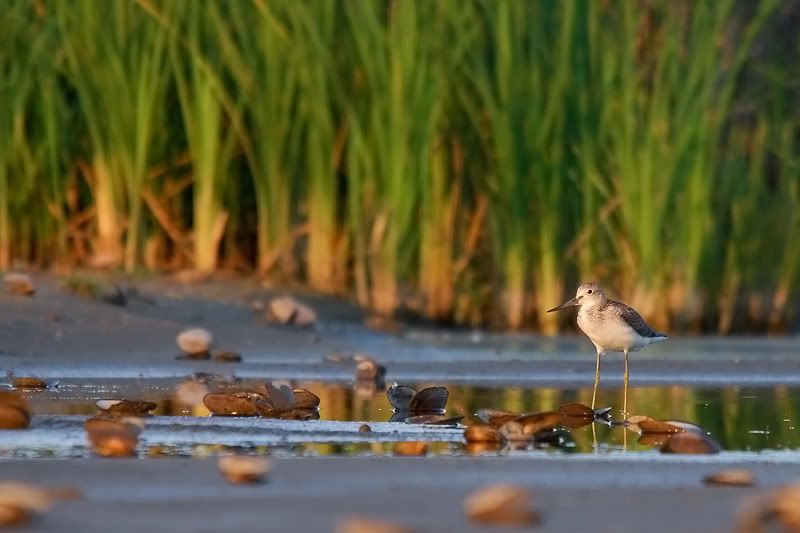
[547, 282, 668, 416]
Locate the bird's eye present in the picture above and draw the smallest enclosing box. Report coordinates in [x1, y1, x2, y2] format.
[587, 289, 593, 294]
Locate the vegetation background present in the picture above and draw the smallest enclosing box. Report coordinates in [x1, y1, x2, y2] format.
[0, 0, 798, 333]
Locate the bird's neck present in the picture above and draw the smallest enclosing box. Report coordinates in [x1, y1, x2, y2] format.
[579, 298, 607, 314]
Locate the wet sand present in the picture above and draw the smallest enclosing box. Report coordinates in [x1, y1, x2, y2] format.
[1, 273, 800, 532]
[3, 457, 800, 532]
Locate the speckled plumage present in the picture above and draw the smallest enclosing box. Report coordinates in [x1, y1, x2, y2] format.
[587, 300, 665, 339]
[547, 281, 669, 412]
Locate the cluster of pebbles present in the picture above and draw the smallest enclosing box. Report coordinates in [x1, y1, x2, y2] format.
[203, 382, 321, 420]
[0, 278, 790, 530]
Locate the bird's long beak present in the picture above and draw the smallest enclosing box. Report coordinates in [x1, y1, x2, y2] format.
[547, 297, 579, 313]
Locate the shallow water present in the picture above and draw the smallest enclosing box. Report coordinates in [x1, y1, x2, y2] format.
[2, 377, 798, 458]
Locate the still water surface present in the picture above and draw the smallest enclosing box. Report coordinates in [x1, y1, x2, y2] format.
[4, 378, 798, 457]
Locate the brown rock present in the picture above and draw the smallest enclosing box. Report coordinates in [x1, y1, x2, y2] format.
[2, 272, 35, 296]
[638, 418, 686, 435]
[358, 424, 371, 433]
[464, 484, 539, 526]
[218, 456, 271, 484]
[355, 359, 386, 381]
[0, 482, 51, 526]
[738, 485, 800, 532]
[268, 296, 317, 326]
[465, 424, 504, 443]
[202, 392, 267, 416]
[558, 402, 593, 418]
[660, 432, 720, 454]
[292, 387, 321, 410]
[85, 417, 141, 457]
[0, 504, 29, 527]
[176, 328, 213, 356]
[517, 411, 563, 435]
[0, 392, 30, 429]
[335, 516, 412, 533]
[703, 469, 755, 487]
[12, 377, 47, 390]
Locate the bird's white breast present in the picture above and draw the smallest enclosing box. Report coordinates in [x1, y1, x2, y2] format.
[577, 307, 647, 353]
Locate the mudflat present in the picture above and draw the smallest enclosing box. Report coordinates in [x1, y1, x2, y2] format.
[1, 273, 799, 532]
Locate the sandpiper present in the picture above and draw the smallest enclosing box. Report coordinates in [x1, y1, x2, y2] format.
[547, 282, 668, 415]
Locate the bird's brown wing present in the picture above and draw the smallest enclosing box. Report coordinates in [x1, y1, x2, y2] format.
[609, 301, 665, 338]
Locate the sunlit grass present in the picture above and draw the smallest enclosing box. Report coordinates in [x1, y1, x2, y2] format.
[0, 0, 797, 332]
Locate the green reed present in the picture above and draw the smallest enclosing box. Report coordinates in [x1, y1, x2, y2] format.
[342, 0, 446, 313]
[1, 0, 797, 332]
[57, 0, 169, 271]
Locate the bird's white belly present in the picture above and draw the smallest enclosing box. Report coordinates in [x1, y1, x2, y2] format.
[577, 312, 646, 353]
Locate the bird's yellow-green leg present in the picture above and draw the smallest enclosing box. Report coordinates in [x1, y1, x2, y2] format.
[623, 350, 630, 418]
[591, 349, 602, 409]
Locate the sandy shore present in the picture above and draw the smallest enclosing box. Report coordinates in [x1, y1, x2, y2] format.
[3, 456, 800, 532]
[1, 273, 800, 532]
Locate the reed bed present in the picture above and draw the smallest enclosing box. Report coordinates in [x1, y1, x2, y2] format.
[1, 0, 798, 333]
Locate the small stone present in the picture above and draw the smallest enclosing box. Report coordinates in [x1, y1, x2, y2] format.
[0, 504, 29, 526]
[335, 517, 412, 533]
[738, 485, 800, 531]
[464, 484, 539, 526]
[85, 417, 141, 457]
[0, 482, 51, 526]
[96, 399, 158, 416]
[2, 272, 35, 296]
[11, 377, 48, 390]
[291, 388, 320, 410]
[202, 392, 267, 416]
[637, 434, 670, 448]
[355, 359, 386, 382]
[268, 296, 317, 326]
[465, 424, 504, 443]
[0, 392, 30, 429]
[516, 411, 563, 435]
[558, 402, 593, 418]
[211, 349, 242, 363]
[660, 431, 720, 454]
[703, 469, 755, 487]
[392, 442, 428, 456]
[638, 418, 686, 435]
[358, 424, 371, 433]
[176, 328, 213, 356]
[218, 456, 271, 484]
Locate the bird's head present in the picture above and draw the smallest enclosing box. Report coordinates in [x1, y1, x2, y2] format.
[547, 282, 607, 313]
